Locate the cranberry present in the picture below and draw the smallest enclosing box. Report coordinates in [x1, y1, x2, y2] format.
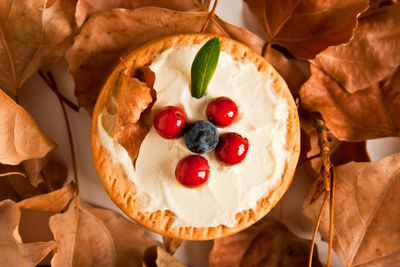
[215, 133, 249, 165]
[206, 97, 238, 127]
[154, 106, 186, 139]
[175, 155, 210, 188]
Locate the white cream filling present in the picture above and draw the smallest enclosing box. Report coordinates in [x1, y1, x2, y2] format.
[98, 43, 289, 228]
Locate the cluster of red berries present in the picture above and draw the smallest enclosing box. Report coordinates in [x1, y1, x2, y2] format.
[153, 97, 249, 188]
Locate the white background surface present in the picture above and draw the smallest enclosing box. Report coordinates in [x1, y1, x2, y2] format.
[18, 0, 400, 266]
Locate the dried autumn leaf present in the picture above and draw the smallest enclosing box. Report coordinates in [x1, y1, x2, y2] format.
[208, 219, 322, 267]
[75, 0, 199, 27]
[49, 199, 160, 267]
[313, 5, 400, 93]
[0, 0, 76, 96]
[264, 48, 310, 95]
[303, 153, 400, 266]
[299, 65, 400, 141]
[66, 7, 265, 113]
[162, 236, 182, 255]
[114, 75, 154, 167]
[244, 0, 368, 59]
[143, 245, 186, 267]
[17, 182, 75, 212]
[0, 90, 56, 166]
[0, 199, 56, 266]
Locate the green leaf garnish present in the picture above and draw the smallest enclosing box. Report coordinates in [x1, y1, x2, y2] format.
[191, 37, 220, 98]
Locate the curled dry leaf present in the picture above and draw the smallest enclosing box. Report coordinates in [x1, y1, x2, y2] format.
[244, 0, 368, 59]
[75, 0, 198, 27]
[0, 90, 56, 166]
[0, 200, 56, 267]
[313, 5, 400, 93]
[114, 75, 155, 167]
[303, 153, 400, 266]
[299, 65, 400, 141]
[49, 199, 160, 267]
[17, 182, 75, 212]
[66, 7, 265, 113]
[143, 245, 186, 267]
[162, 236, 182, 255]
[208, 219, 322, 267]
[0, 0, 76, 96]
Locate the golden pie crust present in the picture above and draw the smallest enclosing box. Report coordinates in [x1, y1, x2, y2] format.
[91, 34, 300, 240]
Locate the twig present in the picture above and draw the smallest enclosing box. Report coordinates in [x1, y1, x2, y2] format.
[201, 0, 219, 32]
[262, 42, 272, 58]
[297, 153, 321, 167]
[307, 119, 334, 267]
[39, 71, 79, 195]
[38, 71, 79, 112]
[328, 169, 335, 266]
[308, 192, 329, 267]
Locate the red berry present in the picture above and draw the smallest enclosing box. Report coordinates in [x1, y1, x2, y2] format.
[175, 155, 210, 188]
[216, 133, 249, 165]
[206, 97, 238, 127]
[154, 106, 186, 139]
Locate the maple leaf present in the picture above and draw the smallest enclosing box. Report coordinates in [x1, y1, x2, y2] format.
[66, 7, 265, 113]
[208, 219, 322, 267]
[49, 199, 160, 267]
[303, 153, 400, 266]
[0, 199, 55, 266]
[244, 0, 369, 59]
[313, 4, 400, 93]
[75, 0, 199, 27]
[0, 0, 76, 96]
[299, 65, 400, 141]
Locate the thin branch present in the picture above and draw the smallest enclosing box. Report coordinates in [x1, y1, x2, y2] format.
[308, 192, 329, 267]
[38, 71, 79, 112]
[327, 169, 336, 267]
[297, 153, 321, 167]
[39, 71, 79, 195]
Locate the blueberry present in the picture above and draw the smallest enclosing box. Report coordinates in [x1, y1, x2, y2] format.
[184, 120, 219, 154]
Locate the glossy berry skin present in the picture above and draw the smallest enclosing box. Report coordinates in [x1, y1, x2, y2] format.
[154, 106, 186, 139]
[175, 155, 210, 188]
[216, 133, 249, 165]
[206, 97, 238, 127]
[184, 120, 219, 154]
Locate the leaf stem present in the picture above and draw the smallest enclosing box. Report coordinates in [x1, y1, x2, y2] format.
[201, 0, 219, 32]
[0, 171, 26, 178]
[327, 169, 335, 267]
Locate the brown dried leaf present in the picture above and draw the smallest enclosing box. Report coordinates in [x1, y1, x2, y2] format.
[17, 182, 75, 212]
[208, 219, 322, 267]
[244, 0, 368, 59]
[0, 90, 56, 166]
[303, 153, 400, 266]
[49, 199, 160, 267]
[299, 65, 400, 141]
[143, 245, 186, 267]
[0, 200, 56, 266]
[66, 7, 265, 113]
[75, 0, 198, 27]
[114, 76, 154, 167]
[162, 236, 182, 255]
[264, 48, 310, 95]
[313, 5, 400, 93]
[0, 0, 76, 95]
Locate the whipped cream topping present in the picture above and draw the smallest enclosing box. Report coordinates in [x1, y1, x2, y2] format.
[98, 43, 289, 227]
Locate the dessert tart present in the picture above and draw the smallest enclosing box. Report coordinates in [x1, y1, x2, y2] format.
[91, 34, 300, 240]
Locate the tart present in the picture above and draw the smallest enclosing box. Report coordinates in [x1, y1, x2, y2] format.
[91, 34, 300, 240]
